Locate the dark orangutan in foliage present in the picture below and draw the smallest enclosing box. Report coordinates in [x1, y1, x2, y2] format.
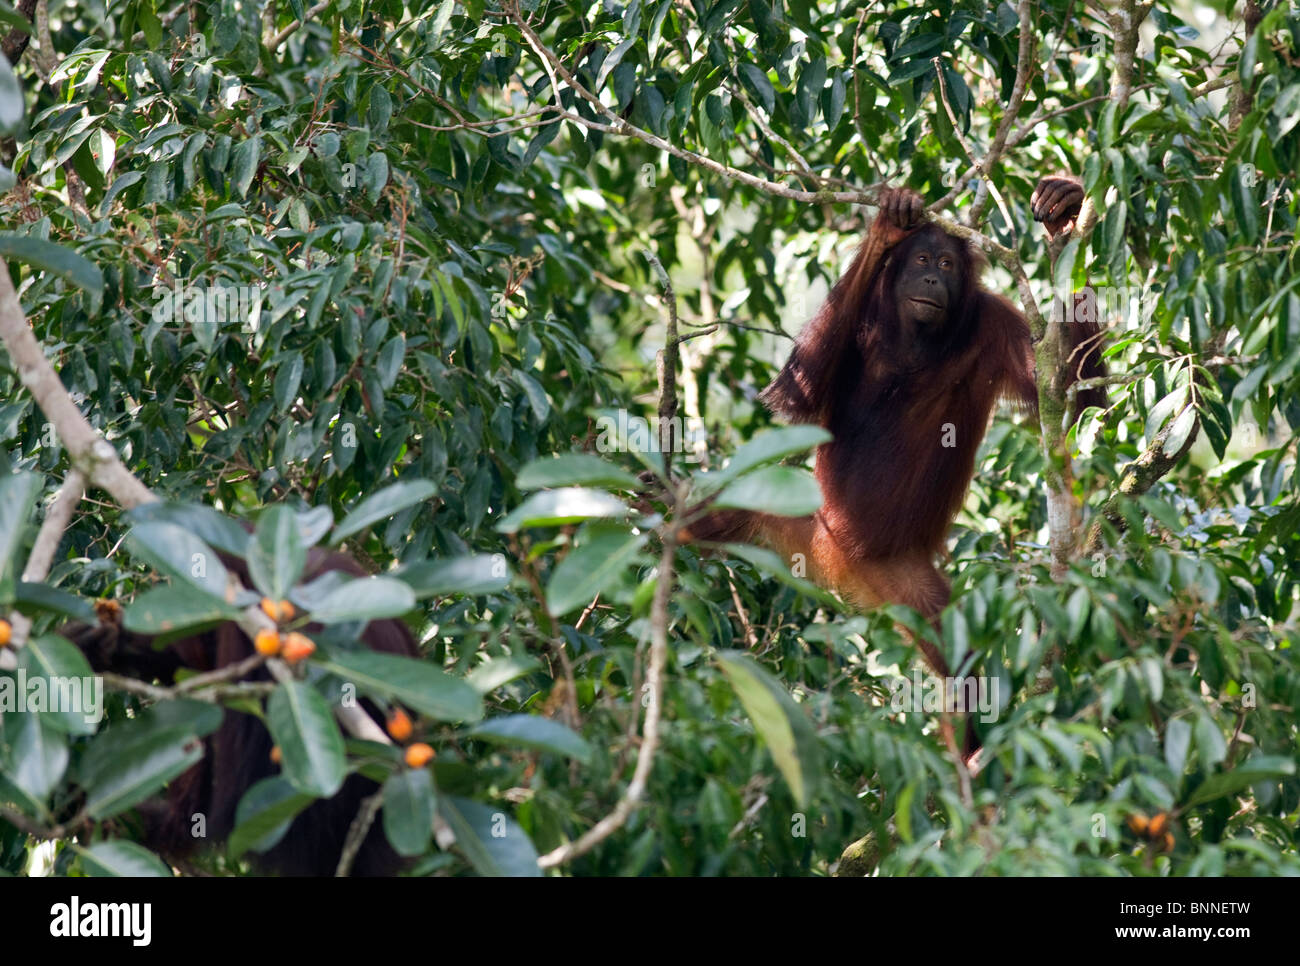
[684, 177, 1104, 681]
[66, 548, 417, 876]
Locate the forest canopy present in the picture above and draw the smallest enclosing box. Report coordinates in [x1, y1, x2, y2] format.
[0, 0, 1297, 877]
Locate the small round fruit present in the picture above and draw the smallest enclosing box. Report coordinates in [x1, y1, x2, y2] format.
[281, 632, 316, 664]
[254, 628, 282, 656]
[405, 743, 435, 768]
[260, 597, 279, 621]
[277, 600, 296, 621]
[270, 745, 282, 764]
[387, 708, 413, 742]
[1147, 812, 1168, 838]
[1126, 813, 1149, 836]
[0, 619, 11, 647]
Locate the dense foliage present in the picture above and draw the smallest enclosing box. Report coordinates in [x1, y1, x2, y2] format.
[0, 0, 1297, 876]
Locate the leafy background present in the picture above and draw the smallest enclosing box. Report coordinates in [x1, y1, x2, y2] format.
[0, 0, 1297, 875]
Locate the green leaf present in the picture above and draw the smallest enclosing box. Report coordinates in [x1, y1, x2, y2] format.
[79, 841, 172, 877]
[713, 466, 822, 516]
[213, 15, 239, 54]
[98, 171, 144, 214]
[1164, 717, 1192, 775]
[1228, 163, 1258, 243]
[1145, 387, 1187, 444]
[18, 634, 99, 735]
[0, 234, 103, 311]
[496, 487, 630, 533]
[825, 70, 847, 129]
[1052, 238, 1081, 305]
[127, 502, 251, 557]
[229, 776, 313, 858]
[332, 479, 438, 543]
[1194, 713, 1227, 768]
[0, 469, 41, 588]
[545, 523, 647, 615]
[309, 575, 415, 623]
[716, 650, 821, 807]
[795, 54, 826, 126]
[382, 767, 436, 857]
[367, 150, 389, 203]
[1101, 199, 1127, 271]
[2, 712, 67, 812]
[273, 351, 304, 412]
[516, 452, 641, 490]
[430, 0, 455, 40]
[0, 2, 33, 33]
[229, 135, 261, 199]
[81, 728, 204, 819]
[91, 127, 116, 178]
[739, 62, 775, 115]
[125, 521, 229, 600]
[267, 681, 346, 798]
[896, 780, 918, 842]
[295, 506, 334, 547]
[138, 0, 163, 47]
[1184, 756, 1295, 807]
[395, 554, 511, 599]
[692, 425, 829, 498]
[1162, 403, 1197, 458]
[322, 651, 484, 722]
[368, 84, 393, 134]
[718, 542, 838, 604]
[438, 796, 540, 877]
[247, 505, 306, 600]
[465, 655, 542, 694]
[376, 333, 405, 390]
[595, 37, 637, 93]
[1066, 587, 1091, 642]
[13, 581, 96, 623]
[75, 704, 220, 818]
[131, 698, 224, 739]
[466, 714, 593, 763]
[0, 51, 22, 134]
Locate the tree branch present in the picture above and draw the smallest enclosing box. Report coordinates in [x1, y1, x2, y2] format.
[535, 251, 683, 870]
[2, 469, 86, 664]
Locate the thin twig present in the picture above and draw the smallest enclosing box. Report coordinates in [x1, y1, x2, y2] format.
[4, 469, 87, 656]
[335, 789, 385, 877]
[534, 248, 685, 870]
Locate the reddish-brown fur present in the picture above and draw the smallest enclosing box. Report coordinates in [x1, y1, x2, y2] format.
[685, 185, 1104, 681]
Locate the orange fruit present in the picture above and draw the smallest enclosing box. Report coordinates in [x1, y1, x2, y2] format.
[405, 743, 435, 768]
[254, 628, 282, 656]
[281, 631, 316, 664]
[260, 598, 296, 622]
[387, 708, 413, 742]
